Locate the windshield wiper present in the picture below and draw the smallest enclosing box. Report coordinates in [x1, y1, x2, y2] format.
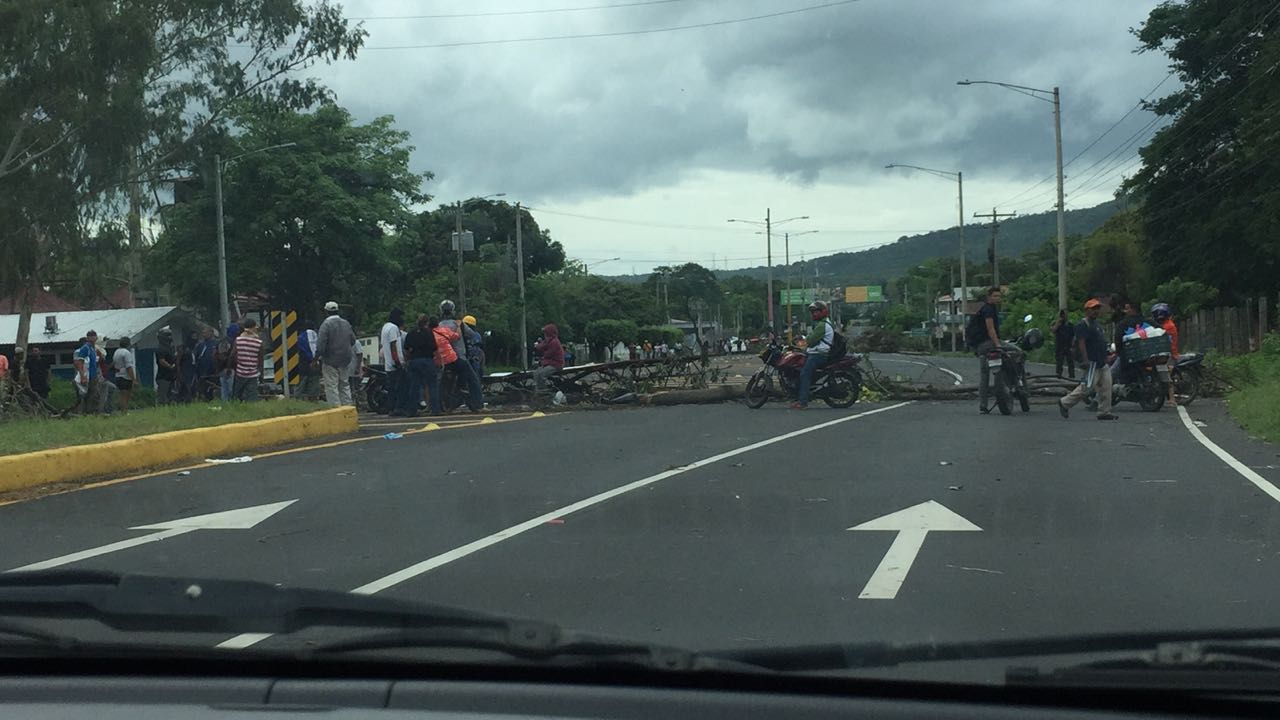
[0, 570, 747, 671]
[709, 628, 1280, 675]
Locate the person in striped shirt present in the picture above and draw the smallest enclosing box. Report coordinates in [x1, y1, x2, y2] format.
[228, 318, 265, 402]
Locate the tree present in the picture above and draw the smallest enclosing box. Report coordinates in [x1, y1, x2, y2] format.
[148, 103, 427, 325]
[1068, 211, 1151, 305]
[584, 319, 638, 360]
[1128, 0, 1280, 300]
[1147, 277, 1219, 316]
[1, 0, 364, 350]
[398, 200, 566, 282]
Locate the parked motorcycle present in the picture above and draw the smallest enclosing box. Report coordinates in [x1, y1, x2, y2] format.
[1171, 352, 1203, 406]
[361, 363, 391, 414]
[745, 340, 863, 409]
[985, 316, 1044, 416]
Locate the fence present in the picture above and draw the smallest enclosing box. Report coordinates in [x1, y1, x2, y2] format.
[1178, 296, 1273, 356]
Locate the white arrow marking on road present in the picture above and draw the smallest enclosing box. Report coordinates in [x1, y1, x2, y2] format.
[8, 500, 298, 573]
[848, 500, 981, 600]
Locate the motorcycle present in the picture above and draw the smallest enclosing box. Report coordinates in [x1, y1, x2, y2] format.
[1171, 352, 1203, 406]
[745, 339, 863, 409]
[361, 363, 391, 413]
[985, 316, 1044, 416]
[1107, 348, 1171, 412]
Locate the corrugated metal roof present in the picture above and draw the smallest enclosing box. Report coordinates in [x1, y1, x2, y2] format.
[0, 306, 179, 345]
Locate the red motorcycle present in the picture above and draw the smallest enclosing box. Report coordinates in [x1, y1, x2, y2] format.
[745, 339, 863, 409]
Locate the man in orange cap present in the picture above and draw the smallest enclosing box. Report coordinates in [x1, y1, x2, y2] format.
[1058, 298, 1117, 421]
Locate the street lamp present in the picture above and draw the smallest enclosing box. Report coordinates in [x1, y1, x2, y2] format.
[214, 142, 297, 331]
[454, 193, 506, 314]
[757, 228, 818, 342]
[885, 163, 966, 350]
[584, 257, 621, 271]
[727, 211, 809, 334]
[957, 79, 1067, 311]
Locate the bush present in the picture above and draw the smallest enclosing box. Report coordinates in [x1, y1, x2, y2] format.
[584, 319, 639, 360]
[637, 325, 684, 347]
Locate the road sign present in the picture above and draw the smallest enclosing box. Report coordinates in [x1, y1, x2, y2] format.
[845, 285, 884, 303]
[9, 500, 299, 572]
[451, 230, 475, 252]
[780, 288, 815, 306]
[269, 310, 301, 387]
[848, 500, 981, 599]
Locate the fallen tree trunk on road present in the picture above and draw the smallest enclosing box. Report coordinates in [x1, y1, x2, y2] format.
[643, 385, 743, 406]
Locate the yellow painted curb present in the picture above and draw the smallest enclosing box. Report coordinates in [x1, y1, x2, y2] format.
[0, 406, 358, 494]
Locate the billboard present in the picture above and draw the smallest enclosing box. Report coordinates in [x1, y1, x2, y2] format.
[844, 285, 884, 303]
[780, 288, 816, 305]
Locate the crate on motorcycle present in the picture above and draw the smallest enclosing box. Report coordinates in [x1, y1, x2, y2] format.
[1121, 334, 1172, 363]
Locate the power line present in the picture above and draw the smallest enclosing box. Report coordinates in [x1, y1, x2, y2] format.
[358, 0, 861, 50]
[349, 0, 687, 21]
[525, 205, 929, 234]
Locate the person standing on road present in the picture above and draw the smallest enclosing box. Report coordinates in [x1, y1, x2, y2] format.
[72, 331, 103, 414]
[1051, 309, 1075, 380]
[791, 300, 836, 410]
[533, 323, 565, 392]
[297, 321, 322, 401]
[315, 301, 357, 407]
[380, 308, 408, 415]
[228, 318, 265, 402]
[111, 337, 137, 413]
[967, 286, 1003, 414]
[402, 315, 440, 417]
[437, 300, 484, 411]
[1059, 298, 1118, 421]
[462, 314, 485, 379]
[347, 338, 363, 407]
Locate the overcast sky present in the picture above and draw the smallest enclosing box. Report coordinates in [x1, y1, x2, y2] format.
[314, 0, 1173, 274]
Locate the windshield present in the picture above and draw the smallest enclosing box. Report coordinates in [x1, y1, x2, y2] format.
[2, 0, 1280, 691]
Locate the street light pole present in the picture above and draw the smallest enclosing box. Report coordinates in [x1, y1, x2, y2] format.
[885, 163, 966, 342]
[516, 202, 527, 371]
[957, 79, 1067, 310]
[766, 208, 773, 333]
[455, 200, 465, 313]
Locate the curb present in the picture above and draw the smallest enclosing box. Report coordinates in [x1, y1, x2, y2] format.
[0, 406, 358, 493]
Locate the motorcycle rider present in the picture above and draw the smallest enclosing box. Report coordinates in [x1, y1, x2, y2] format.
[791, 300, 836, 410]
[1152, 302, 1179, 406]
[1058, 298, 1118, 421]
[1111, 296, 1145, 385]
[969, 286, 1002, 414]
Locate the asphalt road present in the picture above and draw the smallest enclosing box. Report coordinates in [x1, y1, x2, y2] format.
[3, 394, 1280, 659]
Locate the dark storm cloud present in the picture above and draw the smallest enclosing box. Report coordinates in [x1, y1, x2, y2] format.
[325, 0, 1170, 202]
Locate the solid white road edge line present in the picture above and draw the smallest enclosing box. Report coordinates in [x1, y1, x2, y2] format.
[215, 401, 914, 650]
[1177, 405, 1280, 504]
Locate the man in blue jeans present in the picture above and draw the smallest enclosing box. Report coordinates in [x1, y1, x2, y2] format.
[792, 301, 836, 409]
[400, 315, 441, 416]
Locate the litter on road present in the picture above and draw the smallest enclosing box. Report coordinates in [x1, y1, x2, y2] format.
[205, 456, 252, 464]
[383, 433, 404, 440]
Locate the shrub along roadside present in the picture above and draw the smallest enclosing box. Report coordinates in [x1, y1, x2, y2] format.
[1213, 333, 1280, 443]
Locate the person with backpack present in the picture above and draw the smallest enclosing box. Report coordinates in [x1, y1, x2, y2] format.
[792, 300, 844, 409]
[966, 286, 1003, 414]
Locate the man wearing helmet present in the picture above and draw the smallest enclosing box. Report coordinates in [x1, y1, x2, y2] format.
[436, 300, 484, 412]
[1151, 302, 1179, 406]
[793, 301, 836, 409]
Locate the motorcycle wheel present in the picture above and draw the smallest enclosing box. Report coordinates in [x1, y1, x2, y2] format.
[822, 371, 860, 409]
[1138, 376, 1166, 412]
[745, 370, 772, 409]
[994, 372, 1013, 416]
[369, 382, 389, 414]
[1018, 386, 1031, 413]
[1172, 366, 1200, 407]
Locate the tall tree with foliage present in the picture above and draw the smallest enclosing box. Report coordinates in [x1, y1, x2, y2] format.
[149, 103, 427, 326]
[1128, 0, 1280, 300]
[0, 0, 364, 350]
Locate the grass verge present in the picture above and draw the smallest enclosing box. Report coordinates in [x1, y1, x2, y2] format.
[0, 399, 327, 457]
[1214, 333, 1280, 443]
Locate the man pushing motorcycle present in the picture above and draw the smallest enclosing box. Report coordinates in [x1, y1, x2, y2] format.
[792, 300, 837, 410]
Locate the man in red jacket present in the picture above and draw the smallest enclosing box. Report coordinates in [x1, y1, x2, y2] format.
[533, 323, 564, 392]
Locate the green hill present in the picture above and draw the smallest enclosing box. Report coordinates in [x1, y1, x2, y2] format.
[604, 200, 1121, 285]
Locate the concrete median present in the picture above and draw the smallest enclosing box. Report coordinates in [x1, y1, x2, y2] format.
[0, 406, 358, 493]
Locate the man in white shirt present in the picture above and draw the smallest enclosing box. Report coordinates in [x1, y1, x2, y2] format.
[111, 336, 138, 413]
[379, 308, 407, 414]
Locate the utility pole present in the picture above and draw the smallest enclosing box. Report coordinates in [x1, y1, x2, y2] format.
[516, 202, 528, 371]
[455, 201, 465, 313]
[973, 207, 1016, 287]
[214, 154, 229, 331]
[766, 208, 774, 334]
[957, 171, 966, 320]
[949, 263, 956, 352]
[1052, 86, 1068, 312]
[784, 232, 791, 342]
